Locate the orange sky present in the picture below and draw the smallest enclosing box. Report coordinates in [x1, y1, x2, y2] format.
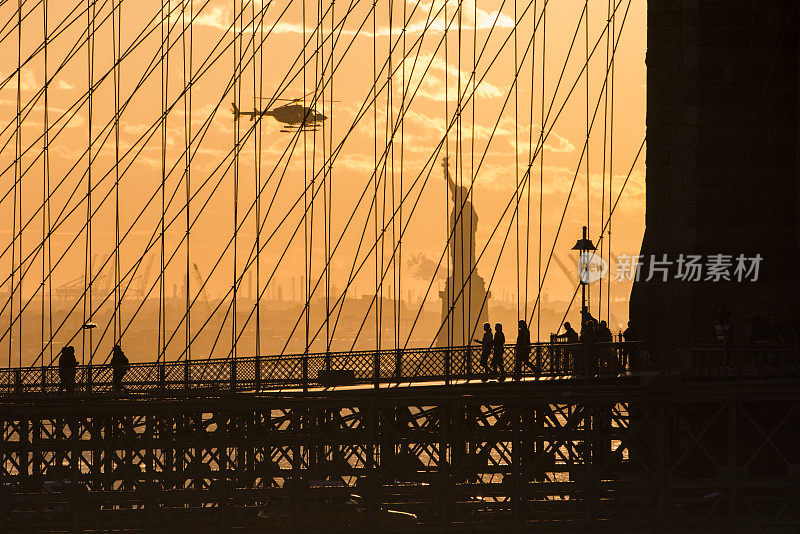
[0, 0, 645, 360]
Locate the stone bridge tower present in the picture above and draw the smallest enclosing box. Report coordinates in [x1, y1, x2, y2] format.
[631, 0, 800, 348]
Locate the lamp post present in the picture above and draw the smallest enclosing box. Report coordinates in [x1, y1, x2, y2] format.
[571, 226, 597, 324]
[572, 226, 597, 379]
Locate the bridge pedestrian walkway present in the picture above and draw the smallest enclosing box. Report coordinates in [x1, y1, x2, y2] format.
[2, 341, 797, 397]
[0, 341, 653, 397]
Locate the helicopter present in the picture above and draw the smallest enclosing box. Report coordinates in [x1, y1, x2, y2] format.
[231, 93, 335, 133]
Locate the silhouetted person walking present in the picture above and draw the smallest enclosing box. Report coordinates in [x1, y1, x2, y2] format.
[515, 320, 531, 380]
[473, 323, 493, 381]
[110, 344, 129, 392]
[57, 346, 78, 393]
[491, 323, 506, 381]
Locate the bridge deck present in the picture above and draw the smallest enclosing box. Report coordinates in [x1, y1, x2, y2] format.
[3, 377, 800, 533]
[1, 341, 648, 396]
[2, 342, 798, 397]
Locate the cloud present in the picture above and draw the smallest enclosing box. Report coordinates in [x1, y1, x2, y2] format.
[191, 0, 516, 39]
[407, 251, 442, 280]
[56, 80, 75, 90]
[1, 68, 38, 91]
[400, 54, 504, 103]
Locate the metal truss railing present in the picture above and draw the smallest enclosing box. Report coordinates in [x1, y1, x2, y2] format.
[0, 341, 653, 396]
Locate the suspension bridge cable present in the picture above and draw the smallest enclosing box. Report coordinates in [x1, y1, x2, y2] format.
[184, 0, 194, 360]
[527, 0, 633, 326]
[21, 2, 297, 366]
[538, 2, 546, 339]
[409, 0, 629, 345]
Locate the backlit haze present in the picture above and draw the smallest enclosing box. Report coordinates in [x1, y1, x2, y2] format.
[0, 0, 645, 364]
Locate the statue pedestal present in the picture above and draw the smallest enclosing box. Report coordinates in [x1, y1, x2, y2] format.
[436, 273, 490, 347]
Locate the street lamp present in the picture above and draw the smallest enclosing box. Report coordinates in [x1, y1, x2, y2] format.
[571, 225, 596, 323]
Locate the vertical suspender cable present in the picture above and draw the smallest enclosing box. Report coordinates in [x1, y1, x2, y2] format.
[390, 0, 398, 349]
[378, 0, 385, 352]
[457, 0, 465, 345]
[113, 0, 121, 344]
[471, 0, 476, 339]
[537, 3, 546, 341]
[232, 0, 241, 360]
[311, 0, 319, 355]
[525, 0, 537, 324]
[84, 0, 96, 364]
[327, 0, 334, 352]
[253, 0, 262, 359]
[513, 0, 520, 324]
[43, 0, 53, 369]
[18, 0, 24, 368]
[158, 0, 169, 362]
[184, 0, 193, 361]
[584, 0, 590, 315]
[399, 0, 406, 348]
[373, 0, 379, 351]
[599, 0, 611, 320]
[321, 0, 329, 353]
[11, 0, 20, 367]
[303, 0, 310, 356]
[444, 0, 450, 348]
[607, 0, 615, 325]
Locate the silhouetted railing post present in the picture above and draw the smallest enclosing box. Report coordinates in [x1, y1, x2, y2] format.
[373, 352, 380, 389]
[302, 354, 308, 393]
[158, 362, 165, 390]
[394, 349, 402, 381]
[444, 348, 451, 386]
[41, 366, 46, 392]
[183, 359, 189, 389]
[86, 365, 92, 394]
[13, 369, 21, 395]
[255, 355, 261, 391]
[230, 358, 237, 391]
[466, 345, 472, 381]
[535, 344, 543, 376]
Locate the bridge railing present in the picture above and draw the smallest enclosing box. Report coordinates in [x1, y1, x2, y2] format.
[675, 345, 800, 379]
[0, 341, 654, 395]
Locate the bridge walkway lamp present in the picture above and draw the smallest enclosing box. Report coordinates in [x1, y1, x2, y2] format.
[572, 226, 596, 380]
[571, 226, 597, 320]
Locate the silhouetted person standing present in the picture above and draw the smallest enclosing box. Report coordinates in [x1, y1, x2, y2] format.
[555, 322, 579, 374]
[58, 346, 78, 393]
[561, 322, 579, 344]
[473, 323, 493, 381]
[622, 320, 637, 371]
[110, 344, 130, 392]
[622, 320, 636, 342]
[515, 320, 531, 380]
[491, 323, 506, 381]
[597, 320, 615, 375]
